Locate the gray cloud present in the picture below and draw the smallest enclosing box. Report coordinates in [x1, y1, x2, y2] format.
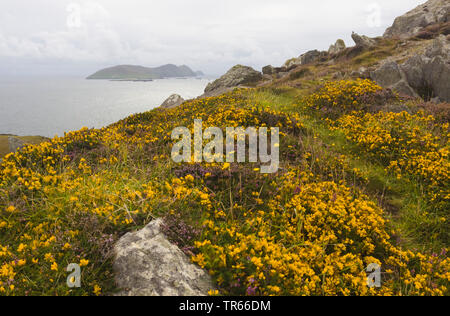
[0, 0, 425, 76]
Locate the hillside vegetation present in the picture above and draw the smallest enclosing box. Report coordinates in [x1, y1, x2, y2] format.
[0, 74, 448, 295]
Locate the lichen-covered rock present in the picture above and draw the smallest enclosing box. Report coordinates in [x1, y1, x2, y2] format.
[372, 61, 406, 87]
[160, 94, 185, 109]
[328, 39, 346, 55]
[351, 32, 377, 48]
[113, 219, 215, 296]
[275, 72, 289, 79]
[371, 36, 450, 102]
[8, 136, 26, 153]
[204, 65, 262, 95]
[283, 50, 326, 69]
[262, 65, 275, 75]
[384, 0, 450, 39]
[371, 60, 419, 97]
[350, 67, 371, 79]
[262, 65, 288, 76]
[283, 57, 302, 69]
[401, 35, 450, 101]
[401, 55, 426, 90]
[300, 50, 323, 65]
[421, 36, 450, 101]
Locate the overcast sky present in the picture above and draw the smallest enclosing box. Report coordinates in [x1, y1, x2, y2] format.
[0, 0, 425, 77]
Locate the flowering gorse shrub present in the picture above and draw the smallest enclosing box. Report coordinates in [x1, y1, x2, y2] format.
[305, 79, 393, 113]
[332, 111, 449, 213]
[177, 170, 448, 296]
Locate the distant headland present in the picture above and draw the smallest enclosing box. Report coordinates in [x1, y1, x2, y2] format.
[87, 64, 204, 81]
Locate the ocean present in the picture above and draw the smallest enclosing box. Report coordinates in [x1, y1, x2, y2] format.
[0, 77, 211, 138]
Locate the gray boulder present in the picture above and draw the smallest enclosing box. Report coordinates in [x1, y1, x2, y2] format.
[371, 36, 450, 102]
[352, 32, 377, 48]
[350, 67, 371, 79]
[8, 136, 26, 153]
[401, 55, 427, 90]
[332, 71, 345, 80]
[328, 39, 346, 55]
[160, 94, 185, 109]
[300, 50, 322, 65]
[274, 72, 289, 79]
[262, 65, 275, 75]
[384, 0, 450, 39]
[372, 61, 407, 87]
[283, 57, 302, 69]
[262, 65, 288, 76]
[401, 35, 450, 101]
[283, 50, 325, 69]
[113, 219, 215, 296]
[422, 36, 450, 101]
[371, 60, 419, 97]
[204, 65, 262, 95]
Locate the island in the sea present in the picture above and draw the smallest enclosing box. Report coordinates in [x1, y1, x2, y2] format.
[87, 64, 204, 81]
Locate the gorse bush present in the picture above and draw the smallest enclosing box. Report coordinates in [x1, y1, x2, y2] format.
[303, 79, 405, 119]
[306, 79, 385, 112]
[333, 111, 449, 200]
[188, 171, 449, 296]
[331, 110, 449, 245]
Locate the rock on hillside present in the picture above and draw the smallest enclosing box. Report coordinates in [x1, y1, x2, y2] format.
[113, 219, 215, 296]
[300, 50, 325, 64]
[371, 35, 450, 102]
[283, 57, 302, 69]
[283, 50, 327, 69]
[160, 94, 185, 109]
[384, 0, 450, 39]
[371, 60, 419, 97]
[328, 39, 346, 55]
[204, 65, 262, 96]
[8, 136, 26, 153]
[351, 32, 377, 48]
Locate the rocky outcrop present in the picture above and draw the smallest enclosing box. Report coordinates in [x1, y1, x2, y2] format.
[160, 94, 185, 109]
[300, 50, 323, 65]
[262, 65, 275, 75]
[371, 35, 449, 102]
[204, 65, 262, 96]
[283, 50, 327, 69]
[350, 67, 371, 79]
[371, 60, 419, 97]
[262, 65, 290, 78]
[402, 35, 450, 101]
[8, 136, 26, 153]
[384, 0, 450, 39]
[283, 57, 302, 69]
[328, 39, 346, 55]
[113, 219, 215, 296]
[351, 32, 377, 48]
